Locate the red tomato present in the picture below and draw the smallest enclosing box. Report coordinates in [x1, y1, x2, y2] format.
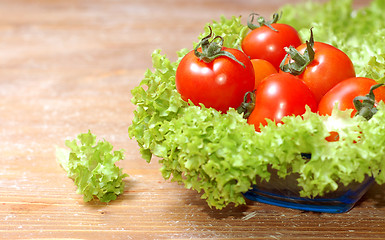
[175, 47, 255, 113]
[242, 23, 301, 71]
[318, 77, 385, 117]
[247, 73, 317, 131]
[250, 59, 277, 90]
[282, 42, 356, 103]
[324, 131, 340, 142]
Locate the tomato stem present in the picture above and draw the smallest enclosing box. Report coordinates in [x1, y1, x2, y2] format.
[247, 12, 281, 31]
[280, 28, 315, 75]
[194, 26, 245, 67]
[237, 90, 256, 118]
[354, 83, 384, 120]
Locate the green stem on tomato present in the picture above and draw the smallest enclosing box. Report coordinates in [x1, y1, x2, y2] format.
[194, 26, 245, 67]
[247, 12, 281, 31]
[280, 28, 315, 75]
[354, 83, 384, 120]
[237, 90, 256, 118]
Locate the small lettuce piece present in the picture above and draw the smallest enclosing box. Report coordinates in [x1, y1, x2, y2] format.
[56, 130, 128, 203]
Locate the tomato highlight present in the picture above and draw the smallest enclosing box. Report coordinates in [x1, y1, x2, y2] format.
[247, 72, 318, 131]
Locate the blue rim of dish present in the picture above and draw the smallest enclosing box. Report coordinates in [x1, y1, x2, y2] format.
[243, 177, 375, 213]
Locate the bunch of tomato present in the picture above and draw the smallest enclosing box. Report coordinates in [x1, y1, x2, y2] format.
[175, 13, 385, 133]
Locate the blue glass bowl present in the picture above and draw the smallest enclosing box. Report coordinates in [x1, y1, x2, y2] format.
[243, 169, 374, 213]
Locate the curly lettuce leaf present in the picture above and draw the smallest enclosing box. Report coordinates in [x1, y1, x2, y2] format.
[128, 49, 189, 162]
[157, 107, 271, 209]
[261, 107, 367, 197]
[129, 1, 385, 209]
[56, 130, 128, 203]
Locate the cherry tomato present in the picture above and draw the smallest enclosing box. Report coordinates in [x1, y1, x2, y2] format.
[176, 47, 255, 113]
[241, 16, 301, 70]
[318, 77, 385, 117]
[247, 73, 317, 131]
[282, 42, 356, 103]
[325, 131, 340, 142]
[250, 59, 277, 90]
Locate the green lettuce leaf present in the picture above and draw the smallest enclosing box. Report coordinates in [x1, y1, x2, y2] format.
[128, 49, 189, 162]
[157, 107, 271, 208]
[56, 130, 128, 203]
[261, 106, 373, 198]
[129, 0, 385, 209]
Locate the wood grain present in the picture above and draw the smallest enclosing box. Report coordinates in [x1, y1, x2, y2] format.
[1, 0, 385, 239]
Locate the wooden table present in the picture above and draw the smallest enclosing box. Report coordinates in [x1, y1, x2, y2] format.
[1, 0, 384, 239]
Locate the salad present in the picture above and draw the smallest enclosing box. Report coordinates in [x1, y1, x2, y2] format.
[128, 0, 385, 209]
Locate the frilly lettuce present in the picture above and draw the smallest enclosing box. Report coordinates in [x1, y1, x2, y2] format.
[56, 131, 128, 202]
[129, 0, 385, 209]
[129, 49, 189, 162]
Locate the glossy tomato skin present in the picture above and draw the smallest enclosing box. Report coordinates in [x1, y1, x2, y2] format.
[175, 47, 255, 113]
[247, 72, 317, 131]
[241, 23, 302, 70]
[287, 42, 356, 103]
[318, 77, 385, 117]
[250, 59, 277, 90]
